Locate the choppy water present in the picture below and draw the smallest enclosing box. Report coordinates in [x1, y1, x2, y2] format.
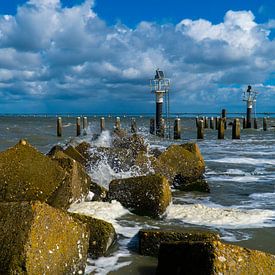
[0, 116, 274, 274]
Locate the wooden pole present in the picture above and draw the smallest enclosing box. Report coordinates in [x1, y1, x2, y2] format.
[210, 117, 214, 129]
[221, 109, 227, 129]
[204, 117, 208, 128]
[100, 117, 105, 132]
[174, 118, 181, 139]
[253, 118, 258, 129]
[263, 117, 267, 131]
[197, 119, 204, 139]
[57, 117, 62, 137]
[82, 116, 88, 135]
[215, 117, 219, 130]
[76, 117, 81, 136]
[131, 118, 137, 133]
[232, 118, 240, 139]
[195, 116, 199, 127]
[115, 117, 121, 130]
[218, 118, 225, 139]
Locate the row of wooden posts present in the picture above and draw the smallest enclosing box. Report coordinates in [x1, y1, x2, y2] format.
[56, 115, 269, 139]
[56, 116, 137, 137]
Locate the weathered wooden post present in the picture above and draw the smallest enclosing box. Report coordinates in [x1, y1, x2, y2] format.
[254, 118, 258, 129]
[197, 119, 204, 139]
[218, 118, 225, 139]
[131, 118, 137, 133]
[150, 118, 155, 134]
[100, 117, 105, 132]
[195, 116, 199, 127]
[243, 117, 247, 129]
[204, 117, 208, 128]
[215, 117, 219, 130]
[57, 117, 62, 137]
[232, 118, 240, 139]
[82, 116, 88, 135]
[263, 117, 267, 131]
[222, 109, 227, 129]
[210, 117, 214, 129]
[115, 117, 121, 130]
[76, 117, 81, 136]
[174, 118, 181, 139]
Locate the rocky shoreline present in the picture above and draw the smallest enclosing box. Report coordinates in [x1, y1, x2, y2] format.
[0, 131, 274, 274]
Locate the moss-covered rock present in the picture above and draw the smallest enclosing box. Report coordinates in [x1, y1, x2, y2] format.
[75, 142, 92, 164]
[46, 145, 64, 157]
[108, 175, 171, 218]
[156, 239, 275, 275]
[48, 151, 91, 209]
[139, 229, 219, 257]
[113, 134, 148, 161]
[0, 201, 89, 274]
[155, 143, 209, 192]
[71, 213, 116, 259]
[63, 145, 87, 167]
[0, 140, 66, 202]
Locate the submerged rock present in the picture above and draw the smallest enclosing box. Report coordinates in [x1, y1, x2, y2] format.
[108, 174, 171, 218]
[139, 229, 219, 257]
[155, 143, 209, 192]
[49, 151, 91, 209]
[156, 239, 275, 274]
[71, 213, 117, 259]
[0, 140, 66, 202]
[0, 201, 89, 274]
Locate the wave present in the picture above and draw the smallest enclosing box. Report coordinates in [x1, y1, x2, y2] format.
[208, 157, 275, 165]
[165, 203, 275, 229]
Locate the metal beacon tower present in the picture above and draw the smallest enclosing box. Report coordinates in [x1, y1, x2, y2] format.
[150, 69, 170, 137]
[243, 85, 257, 128]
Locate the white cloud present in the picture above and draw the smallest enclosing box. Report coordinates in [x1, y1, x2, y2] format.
[0, 1, 274, 112]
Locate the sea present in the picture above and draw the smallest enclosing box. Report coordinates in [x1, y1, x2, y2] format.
[0, 115, 274, 274]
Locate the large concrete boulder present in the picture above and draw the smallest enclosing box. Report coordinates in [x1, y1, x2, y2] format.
[63, 145, 87, 167]
[48, 151, 91, 209]
[71, 213, 117, 259]
[0, 201, 89, 274]
[108, 175, 171, 218]
[156, 239, 275, 275]
[155, 143, 209, 192]
[139, 229, 219, 257]
[0, 140, 66, 202]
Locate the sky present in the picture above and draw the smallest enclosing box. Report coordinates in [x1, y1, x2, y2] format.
[0, 0, 274, 114]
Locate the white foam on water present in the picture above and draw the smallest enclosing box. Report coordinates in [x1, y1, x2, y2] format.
[208, 157, 275, 165]
[249, 192, 275, 200]
[90, 130, 112, 148]
[219, 229, 252, 242]
[209, 175, 260, 182]
[165, 203, 275, 229]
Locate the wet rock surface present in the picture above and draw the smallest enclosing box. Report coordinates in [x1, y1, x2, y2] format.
[156, 238, 275, 275]
[0, 140, 66, 202]
[71, 213, 117, 259]
[0, 201, 89, 274]
[139, 229, 219, 257]
[108, 174, 171, 218]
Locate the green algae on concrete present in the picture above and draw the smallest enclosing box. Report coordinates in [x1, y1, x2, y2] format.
[156, 239, 275, 275]
[71, 213, 117, 259]
[139, 229, 219, 257]
[155, 143, 209, 192]
[63, 145, 87, 167]
[108, 174, 171, 218]
[0, 201, 89, 275]
[48, 151, 90, 209]
[0, 140, 66, 202]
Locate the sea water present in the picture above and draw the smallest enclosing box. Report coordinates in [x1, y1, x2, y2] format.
[0, 116, 274, 274]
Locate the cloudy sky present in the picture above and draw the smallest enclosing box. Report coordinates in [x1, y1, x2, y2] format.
[0, 0, 274, 114]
